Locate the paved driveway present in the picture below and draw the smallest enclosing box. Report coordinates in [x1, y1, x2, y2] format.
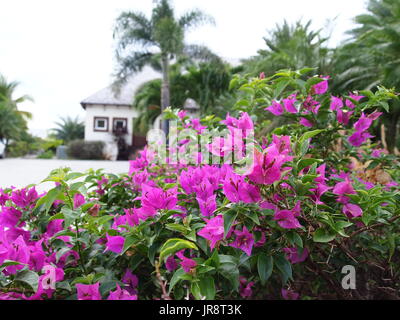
[0, 158, 129, 192]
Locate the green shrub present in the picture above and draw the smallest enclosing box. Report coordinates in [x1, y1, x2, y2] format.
[37, 149, 54, 159]
[67, 139, 105, 160]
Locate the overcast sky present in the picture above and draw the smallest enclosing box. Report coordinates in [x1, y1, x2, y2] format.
[0, 0, 367, 137]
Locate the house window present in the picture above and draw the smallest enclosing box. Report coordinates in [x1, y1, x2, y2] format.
[94, 117, 109, 132]
[113, 118, 128, 133]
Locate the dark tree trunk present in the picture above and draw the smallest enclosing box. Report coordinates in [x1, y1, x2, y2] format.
[161, 55, 170, 139]
[386, 109, 399, 153]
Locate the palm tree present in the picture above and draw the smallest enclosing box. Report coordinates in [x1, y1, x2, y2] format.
[0, 74, 32, 151]
[332, 0, 400, 151]
[52, 116, 85, 143]
[131, 61, 232, 134]
[113, 0, 218, 135]
[242, 20, 332, 77]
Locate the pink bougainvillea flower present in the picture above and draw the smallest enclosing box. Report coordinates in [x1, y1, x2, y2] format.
[283, 247, 309, 264]
[315, 164, 328, 184]
[180, 257, 197, 273]
[193, 179, 215, 201]
[221, 112, 238, 127]
[348, 131, 374, 147]
[165, 255, 178, 272]
[342, 203, 363, 219]
[139, 184, 178, 211]
[76, 283, 102, 300]
[282, 288, 299, 300]
[371, 148, 384, 158]
[303, 96, 321, 114]
[223, 171, 261, 204]
[239, 277, 254, 298]
[312, 76, 329, 95]
[332, 179, 356, 204]
[236, 112, 254, 131]
[187, 118, 207, 133]
[0, 207, 22, 228]
[265, 101, 284, 116]
[310, 183, 331, 205]
[28, 242, 46, 272]
[178, 110, 187, 120]
[180, 167, 203, 195]
[105, 235, 125, 254]
[299, 117, 313, 127]
[354, 113, 373, 132]
[259, 72, 265, 79]
[336, 109, 353, 125]
[246, 144, 292, 185]
[229, 226, 255, 256]
[108, 284, 137, 300]
[122, 269, 138, 295]
[330, 96, 343, 111]
[132, 169, 149, 187]
[5, 235, 30, 274]
[259, 201, 277, 211]
[197, 215, 225, 250]
[254, 231, 266, 248]
[345, 93, 364, 109]
[384, 181, 399, 191]
[272, 135, 292, 155]
[196, 194, 217, 217]
[367, 110, 383, 121]
[273, 202, 302, 229]
[356, 178, 375, 190]
[73, 193, 85, 210]
[283, 94, 298, 114]
[0, 189, 10, 206]
[10, 187, 38, 209]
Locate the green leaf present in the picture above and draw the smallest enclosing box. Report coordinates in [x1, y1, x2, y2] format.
[169, 268, 186, 294]
[165, 223, 190, 234]
[61, 207, 80, 228]
[122, 235, 137, 255]
[15, 270, 39, 291]
[297, 158, 323, 172]
[274, 254, 292, 285]
[148, 242, 161, 266]
[0, 260, 25, 271]
[223, 210, 238, 238]
[257, 254, 273, 285]
[245, 210, 260, 225]
[191, 281, 203, 300]
[205, 250, 220, 269]
[159, 238, 198, 262]
[218, 261, 239, 291]
[56, 247, 72, 263]
[313, 228, 336, 243]
[48, 212, 64, 222]
[287, 232, 303, 248]
[273, 78, 291, 97]
[299, 129, 324, 145]
[199, 277, 216, 300]
[35, 186, 62, 214]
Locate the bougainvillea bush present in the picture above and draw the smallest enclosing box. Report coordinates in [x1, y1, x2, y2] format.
[0, 70, 399, 300]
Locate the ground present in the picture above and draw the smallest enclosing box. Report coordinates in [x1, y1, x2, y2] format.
[0, 158, 129, 192]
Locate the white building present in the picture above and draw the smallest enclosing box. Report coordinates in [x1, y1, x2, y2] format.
[80, 67, 201, 160]
[80, 67, 160, 160]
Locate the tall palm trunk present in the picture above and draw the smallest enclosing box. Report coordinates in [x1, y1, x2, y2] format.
[161, 55, 170, 138]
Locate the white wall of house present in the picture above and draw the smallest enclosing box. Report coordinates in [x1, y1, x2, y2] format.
[84, 104, 139, 144]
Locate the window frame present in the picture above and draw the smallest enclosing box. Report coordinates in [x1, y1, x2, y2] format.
[93, 116, 109, 132]
[112, 117, 128, 133]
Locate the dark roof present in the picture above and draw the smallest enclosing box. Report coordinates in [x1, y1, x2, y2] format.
[80, 67, 160, 109]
